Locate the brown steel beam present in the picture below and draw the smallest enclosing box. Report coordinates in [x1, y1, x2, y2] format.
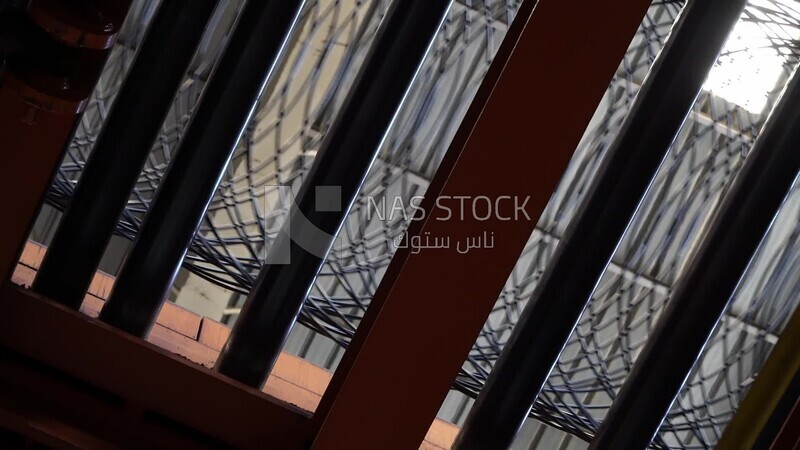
[10, 240, 463, 447]
[770, 394, 800, 450]
[0, 85, 77, 282]
[0, 0, 132, 283]
[310, 0, 652, 449]
[0, 284, 308, 449]
[0, 350, 220, 449]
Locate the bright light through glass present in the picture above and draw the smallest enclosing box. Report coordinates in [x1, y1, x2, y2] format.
[704, 0, 800, 113]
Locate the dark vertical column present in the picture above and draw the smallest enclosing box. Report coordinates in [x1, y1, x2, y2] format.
[453, 1, 747, 448]
[214, 0, 453, 389]
[32, 0, 220, 309]
[589, 63, 800, 450]
[98, 0, 307, 337]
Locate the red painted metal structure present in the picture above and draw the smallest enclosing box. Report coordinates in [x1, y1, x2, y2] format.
[310, 0, 652, 448]
[771, 398, 800, 450]
[0, 0, 131, 282]
[0, 0, 654, 447]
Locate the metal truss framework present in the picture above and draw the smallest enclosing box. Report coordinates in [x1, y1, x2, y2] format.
[0, 0, 655, 448]
[28, 0, 800, 448]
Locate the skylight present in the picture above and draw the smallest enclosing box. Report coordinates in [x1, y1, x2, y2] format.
[703, 0, 800, 113]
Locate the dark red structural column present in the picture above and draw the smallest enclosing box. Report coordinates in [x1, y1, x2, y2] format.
[769, 392, 800, 450]
[0, 79, 77, 282]
[0, 0, 131, 283]
[310, 0, 652, 449]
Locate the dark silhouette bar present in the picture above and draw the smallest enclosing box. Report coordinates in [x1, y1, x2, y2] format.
[454, 0, 747, 448]
[214, 0, 452, 388]
[32, 0, 220, 309]
[590, 60, 800, 450]
[99, 0, 306, 336]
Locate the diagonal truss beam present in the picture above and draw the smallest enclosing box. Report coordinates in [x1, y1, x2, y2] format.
[456, 0, 747, 447]
[591, 58, 800, 450]
[309, 0, 653, 448]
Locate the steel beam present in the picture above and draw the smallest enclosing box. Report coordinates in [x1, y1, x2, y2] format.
[98, 0, 306, 336]
[589, 61, 800, 450]
[308, 0, 653, 448]
[32, 0, 220, 309]
[756, 371, 800, 449]
[0, 283, 308, 449]
[0, 1, 131, 284]
[765, 378, 800, 450]
[454, 1, 747, 448]
[214, 0, 453, 389]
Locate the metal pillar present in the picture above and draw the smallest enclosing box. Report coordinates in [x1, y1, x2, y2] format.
[98, 0, 306, 336]
[32, 0, 220, 309]
[308, 0, 653, 448]
[0, 0, 131, 284]
[589, 62, 800, 450]
[454, 1, 746, 448]
[214, 0, 453, 389]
